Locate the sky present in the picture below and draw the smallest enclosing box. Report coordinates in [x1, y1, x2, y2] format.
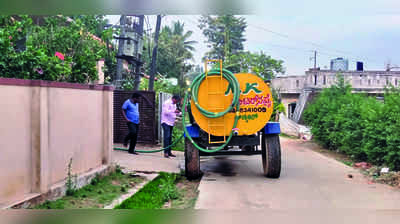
[106, 0, 400, 76]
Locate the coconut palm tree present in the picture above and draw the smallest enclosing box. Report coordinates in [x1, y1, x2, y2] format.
[157, 21, 197, 91]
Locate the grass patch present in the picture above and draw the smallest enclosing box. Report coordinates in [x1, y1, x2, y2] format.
[338, 159, 354, 167]
[279, 133, 299, 139]
[33, 167, 144, 209]
[115, 172, 180, 209]
[166, 176, 200, 209]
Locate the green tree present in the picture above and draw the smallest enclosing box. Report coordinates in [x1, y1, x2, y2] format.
[70, 15, 108, 38]
[198, 15, 246, 60]
[247, 51, 284, 80]
[198, 16, 283, 78]
[225, 51, 284, 79]
[144, 21, 197, 93]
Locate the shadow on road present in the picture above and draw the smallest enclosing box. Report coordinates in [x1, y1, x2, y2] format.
[201, 157, 238, 177]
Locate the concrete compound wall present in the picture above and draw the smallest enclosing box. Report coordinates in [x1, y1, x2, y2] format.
[271, 75, 305, 94]
[304, 70, 400, 91]
[0, 85, 33, 205]
[0, 78, 113, 207]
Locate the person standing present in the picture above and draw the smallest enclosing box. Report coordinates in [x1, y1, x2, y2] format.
[161, 95, 181, 158]
[122, 93, 140, 155]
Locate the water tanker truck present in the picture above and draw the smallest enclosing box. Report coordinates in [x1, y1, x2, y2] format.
[182, 60, 281, 179]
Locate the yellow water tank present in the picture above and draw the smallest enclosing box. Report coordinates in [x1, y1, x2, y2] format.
[191, 73, 274, 136]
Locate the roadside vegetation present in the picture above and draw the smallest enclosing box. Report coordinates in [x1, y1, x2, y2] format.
[172, 120, 186, 152]
[166, 176, 200, 209]
[279, 133, 299, 139]
[33, 167, 144, 209]
[115, 172, 200, 209]
[303, 74, 400, 171]
[0, 16, 112, 83]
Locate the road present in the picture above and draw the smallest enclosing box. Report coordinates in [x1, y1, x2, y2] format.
[195, 137, 400, 209]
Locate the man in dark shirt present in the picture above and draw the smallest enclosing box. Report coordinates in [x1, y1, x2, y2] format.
[122, 93, 140, 155]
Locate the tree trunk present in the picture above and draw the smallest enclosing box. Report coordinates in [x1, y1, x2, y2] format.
[148, 15, 162, 91]
[178, 70, 185, 95]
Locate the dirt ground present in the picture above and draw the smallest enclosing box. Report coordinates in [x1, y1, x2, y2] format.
[163, 177, 200, 209]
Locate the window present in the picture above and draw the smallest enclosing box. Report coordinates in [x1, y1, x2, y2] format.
[296, 80, 299, 88]
[377, 79, 380, 84]
[314, 75, 317, 85]
[368, 79, 371, 86]
[386, 78, 389, 85]
[323, 75, 326, 85]
[396, 79, 398, 86]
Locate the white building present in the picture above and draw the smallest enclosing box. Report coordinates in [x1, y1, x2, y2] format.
[330, 57, 349, 71]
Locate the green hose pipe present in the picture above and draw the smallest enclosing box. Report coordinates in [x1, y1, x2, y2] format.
[113, 133, 184, 153]
[191, 68, 241, 118]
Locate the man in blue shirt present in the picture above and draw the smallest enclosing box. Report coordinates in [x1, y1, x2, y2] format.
[122, 93, 140, 154]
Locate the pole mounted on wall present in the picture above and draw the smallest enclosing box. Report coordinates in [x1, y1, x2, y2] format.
[114, 15, 145, 90]
[133, 15, 145, 91]
[115, 15, 127, 89]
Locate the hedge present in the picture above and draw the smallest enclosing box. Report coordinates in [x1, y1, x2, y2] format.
[303, 75, 400, 170]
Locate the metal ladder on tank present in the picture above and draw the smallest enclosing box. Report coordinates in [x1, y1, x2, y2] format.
[205, 59, 227, 144]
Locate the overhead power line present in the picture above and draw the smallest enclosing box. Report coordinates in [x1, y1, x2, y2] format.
[161, 15, 384, 66]
[248, 23, 382, 64]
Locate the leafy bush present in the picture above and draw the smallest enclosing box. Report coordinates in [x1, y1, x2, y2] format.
[159, 173, 180, 201]
[172, 127, 184, 151]
[303, 74, 400, 170]
[270, 87, 286, 121]
[0, 16, 107, 83]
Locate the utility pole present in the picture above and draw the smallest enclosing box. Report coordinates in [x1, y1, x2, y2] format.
[115, 15, 127, 89]
[309, 50, 318, 86]
[133, 15, 145, 90]
[309, 50, 317, 69]
[148, 15, 162, 91]
[313, 50, 317, 69]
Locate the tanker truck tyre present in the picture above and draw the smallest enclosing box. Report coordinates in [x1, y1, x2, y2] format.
[261, 133, 281, 178]
[185, 138, 201, 180]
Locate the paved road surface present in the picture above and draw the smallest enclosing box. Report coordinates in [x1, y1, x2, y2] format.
[195, 137, 400, 209]
[113, 144, 184, 173]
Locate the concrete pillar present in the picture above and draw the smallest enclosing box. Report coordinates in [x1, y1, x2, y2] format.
[30, 87, 41, 193]
[102, 90, 113, 165]
[39, 87, 50, 193]
[29, 85, 51, 194]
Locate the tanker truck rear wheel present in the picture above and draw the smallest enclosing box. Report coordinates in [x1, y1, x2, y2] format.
[261, 133, 281, 178]
[185, 138, 201, 180]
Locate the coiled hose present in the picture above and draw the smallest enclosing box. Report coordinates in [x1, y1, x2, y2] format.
[114, 68, 241, 153]
[182, 68, 241, 153]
